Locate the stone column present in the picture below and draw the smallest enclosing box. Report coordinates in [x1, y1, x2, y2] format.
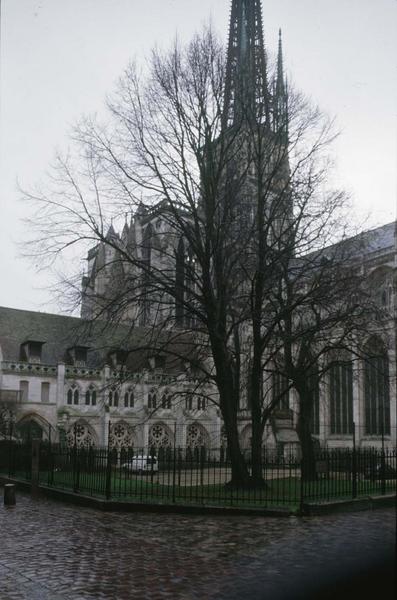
[102, 365, 110, 447]
[56, 363, 65, 407]
[388, 331, 396, 447]
[353, 359, 364, 447]
[318, 375, 328, 448]
[142, 421, 150, 449]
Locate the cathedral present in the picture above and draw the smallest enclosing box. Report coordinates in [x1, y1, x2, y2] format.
[0, 0, 396, 453]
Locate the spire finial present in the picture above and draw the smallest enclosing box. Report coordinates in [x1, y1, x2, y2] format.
[223, 0, 270, 127]
[277, 28, 284, 85]
[274, 27, 288, 136]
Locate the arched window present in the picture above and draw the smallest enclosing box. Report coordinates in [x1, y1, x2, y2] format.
[148, 389, 157, 409]
[175, 237, 185, 326]
[186, 423, 209, 449]
[67, 384, 79, 405]
[124, 389, 134, 408]
[185, 393, 193, 411]
[108, 387, 119, 408]
[197, 397, 206, 411]
[141, 223, 153, 326]
[272, 372, 289, 411]
[364, 339, 390, 435]
[161, 389, 171, 409]
[309, 367, 320, 436]
[329, 360, 353, 435]
[85, 385, 97, 406]
[66, 420, 96, 448]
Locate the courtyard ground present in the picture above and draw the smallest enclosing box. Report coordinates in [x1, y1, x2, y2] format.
[0, 487, 395, 599]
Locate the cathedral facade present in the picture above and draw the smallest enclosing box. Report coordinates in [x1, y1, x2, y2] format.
[1, 0, 396, 452]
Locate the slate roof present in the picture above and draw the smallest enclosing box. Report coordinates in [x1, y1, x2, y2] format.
[359, 221, 395, 255]
[302, 220, 396, 267]
[0, 307, 98, 366]
[0, 306, 197, 373]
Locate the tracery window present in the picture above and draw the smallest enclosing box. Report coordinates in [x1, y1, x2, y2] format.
[148, 389, 157, 409]
[364, 339, 390, 435]
[329, 361, 353, 435]
[175, 236, 196, 328]
[66, 420, 95, 448]
[197, 397, 206, 411]
[109, 421, 135, 450]
[85, 385, 97, 406]
[185, 393, 193, 411]
[308, 366, 320, 436]
[175, 237, 185, 326]
[124, 389, 134, 408]
[108, 388, 119, 407]
[149, 423, 172, 447]
[272, 372, 289, 411]
[186, 423, 209, 448]
[67, 384, 79, 406]
[161, 389, 171, 410]
[141, 223, 153, 326]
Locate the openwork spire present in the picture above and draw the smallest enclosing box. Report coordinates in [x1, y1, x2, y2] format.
[274, 28, 288, 134]
[223, 0, 270, 127]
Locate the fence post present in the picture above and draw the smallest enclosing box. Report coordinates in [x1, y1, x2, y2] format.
[105, 421, 112, 501]
[352, 422, 357, 499]
[4, 483, 16, 506]
[299, 453, 305, 514]
[380, 429, 386, 496]
[31, 439, 40, 497]
[177, 447, 182, 488]
[200, 446, 205, 489]
[8, 421, 14, 479]
[171, 422, 177, 504]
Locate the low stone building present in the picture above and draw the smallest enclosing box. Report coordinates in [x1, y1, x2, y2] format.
[0, 307, 221, 451]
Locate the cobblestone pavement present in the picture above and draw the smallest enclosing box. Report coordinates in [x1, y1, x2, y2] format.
[0, 488, 395, 600]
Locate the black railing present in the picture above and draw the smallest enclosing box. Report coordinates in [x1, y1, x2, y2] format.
[0, 442, 395, 509]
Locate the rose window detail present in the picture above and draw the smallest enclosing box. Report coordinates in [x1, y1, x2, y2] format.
[66, 421, 95, 448]
[109, 421, 135, 449]
[149, 424, 172, 448]
[186, 423, 209, 448]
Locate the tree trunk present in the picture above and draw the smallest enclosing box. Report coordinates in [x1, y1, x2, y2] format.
[296, 386, 317, 482]
[250, 410, 266, 486]
[223, 413, 251, 486]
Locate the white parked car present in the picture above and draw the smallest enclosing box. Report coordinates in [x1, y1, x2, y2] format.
[121, 455, 158, 474]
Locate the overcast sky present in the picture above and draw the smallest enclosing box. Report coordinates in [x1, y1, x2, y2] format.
[0, 0, 396, 314]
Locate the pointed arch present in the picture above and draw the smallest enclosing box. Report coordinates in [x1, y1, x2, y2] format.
[186, 422, 210, 449]
[149, 422, 173, 448]
[66, 419, 98, 448]
[66, 382, 80, 406]
[363, 336, 390, 435]
[16, 413, 51, 441]
[175, 236, 185, 325]
[109, 420, 136, 450]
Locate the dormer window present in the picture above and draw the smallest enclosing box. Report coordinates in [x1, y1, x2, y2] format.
[108, 350, 128, 369]
[20, 340, 45, 364]
[148, 355, 165, 370]
[67, 346, 89, 367]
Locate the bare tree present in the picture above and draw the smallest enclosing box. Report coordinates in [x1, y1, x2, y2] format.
[22, 27, 376, 487]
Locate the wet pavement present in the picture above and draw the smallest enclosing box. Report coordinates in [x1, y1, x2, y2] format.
[0, 487, 395, 599]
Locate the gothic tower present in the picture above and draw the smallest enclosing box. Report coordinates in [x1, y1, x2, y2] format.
[223, 0, 288, 134]
[223, 0, 270, 127]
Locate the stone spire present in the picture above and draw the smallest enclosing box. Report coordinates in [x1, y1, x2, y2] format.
[274, 28, 288, 136]
[276, 29, 285, 96]
[223, 0, 270, 127]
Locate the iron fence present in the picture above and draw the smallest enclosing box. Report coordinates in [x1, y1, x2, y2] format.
[0, 442, 395, 509]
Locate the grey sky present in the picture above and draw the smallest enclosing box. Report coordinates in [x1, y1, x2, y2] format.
[0, 0, 396, 313]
